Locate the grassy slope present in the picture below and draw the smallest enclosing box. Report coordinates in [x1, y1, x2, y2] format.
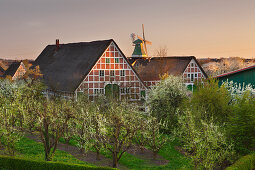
[3, 136, 192, 169]
[14, 136, 93, 166]
[66, 137, 192, 169]
[118, 141, 192, 170]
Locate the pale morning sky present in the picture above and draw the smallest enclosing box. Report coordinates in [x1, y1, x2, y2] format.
[0, 0, 255, 60]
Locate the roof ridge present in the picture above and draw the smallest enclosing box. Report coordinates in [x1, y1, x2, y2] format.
[48, 39, 113, 46]
[216, 64, 255, 78]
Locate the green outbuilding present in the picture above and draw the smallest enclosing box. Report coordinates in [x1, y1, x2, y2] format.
[217, 65, 255, 88]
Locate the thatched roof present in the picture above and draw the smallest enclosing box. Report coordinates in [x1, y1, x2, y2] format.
[134, 56, 207, 81]
[2, 61, 21, 78]
[33, 39, 114, 92]
[0, 65, 5, 76]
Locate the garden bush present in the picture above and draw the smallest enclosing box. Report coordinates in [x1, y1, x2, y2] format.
[146, 75, 187, 132]
[176, 110, 235, 169]
[227, 91, 255, 154]
[0, 155, 114, 170]
[188, 78, 232, 124]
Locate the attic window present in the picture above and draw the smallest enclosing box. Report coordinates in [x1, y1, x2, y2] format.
[99, 70, 104, 77]
[191, 63, 194, 67]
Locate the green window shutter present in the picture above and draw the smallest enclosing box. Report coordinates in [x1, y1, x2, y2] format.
[115, 58, 119, 63]
[106, 58, 110, 63]
[141, 90, 145, 98]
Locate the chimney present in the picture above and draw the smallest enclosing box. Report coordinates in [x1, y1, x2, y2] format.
[56, 39, 59, 51]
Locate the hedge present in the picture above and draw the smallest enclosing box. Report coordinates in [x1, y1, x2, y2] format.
[226, 153, 255, 170]
[0, 155, 115, 170]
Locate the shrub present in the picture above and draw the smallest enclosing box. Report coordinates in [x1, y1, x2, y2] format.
[0, 155, 114, 170]
[226, 153, 255, 170]
[146, 117, 168, 159]
[146, 75, 187, 132]
[189, 78, 231, 124]
[101, 100, 143, 168]
[0, 80, 25, 155]
[227, 91, 255, 154]
[176, 110, 235, 169]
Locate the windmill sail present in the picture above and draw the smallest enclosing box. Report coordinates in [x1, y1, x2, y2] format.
[131, 24, 152, 58]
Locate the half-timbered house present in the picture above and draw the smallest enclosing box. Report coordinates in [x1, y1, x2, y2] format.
[132, 56, 208, 90]
[33, 39, 147, 100]
[2, 61, 27, 80]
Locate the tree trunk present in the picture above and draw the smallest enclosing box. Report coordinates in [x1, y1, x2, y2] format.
[65, 137, 70, 144]
[112, 152, 118, 168]
[96, 150, 100, 160]
[140, 146, 145, 154]
[44, 147, 51, 161]
[80, 147, 84, 154]
[42, 119, 51, 161]
[153, 151, 157, 160]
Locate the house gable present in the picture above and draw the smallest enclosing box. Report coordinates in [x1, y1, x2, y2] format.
[76, 41, 146, 101]
[33, 39, 112, 93]
[183, 58, 207, 85]
[12, 62, 27, 80]
[133, 56, 207, 89]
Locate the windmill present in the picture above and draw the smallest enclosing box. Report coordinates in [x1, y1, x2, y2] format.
[131, 24, 152, 58]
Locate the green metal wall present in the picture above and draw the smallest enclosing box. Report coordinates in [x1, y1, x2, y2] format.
[218, 68, 255, 87]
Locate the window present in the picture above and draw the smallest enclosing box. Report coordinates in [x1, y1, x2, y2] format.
[120, 88, 130, 94]
[191, 74, 194, 82]
[115, 58, 119, 63]
[94, 89, 104, 94]
[188, 74, 190, 78]
[120, 70, 125, 77]
[94, 89, 99, 94]
[106, 58, 110, 63]
[195, 73, 197, 78]
[110, 70, 115, 76]
[120, 88, 125, 94]
[99, 70, 104, 77]
[191, 63, 194, 67]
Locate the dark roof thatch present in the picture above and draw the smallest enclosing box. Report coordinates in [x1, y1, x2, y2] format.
[134, 56, 207, 81]
[0, 65, 5, 76]
[2, 61, 21, 78]
[33, 39, 130, 92]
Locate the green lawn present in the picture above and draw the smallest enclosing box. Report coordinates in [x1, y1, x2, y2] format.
[1, 136, 192, 169]
[60, 137, 192, 169]
[119, 141, 192, 170]
[13, 136, 93, 166]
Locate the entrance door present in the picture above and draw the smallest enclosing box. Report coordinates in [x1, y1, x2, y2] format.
[105, 84, 120, 99]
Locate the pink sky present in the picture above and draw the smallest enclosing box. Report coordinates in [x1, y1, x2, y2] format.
[0, 0, 255, 60]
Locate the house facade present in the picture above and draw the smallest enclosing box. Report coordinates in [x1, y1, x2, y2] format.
[33, 39, 147, 101]
[75, 41, 147, 100]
